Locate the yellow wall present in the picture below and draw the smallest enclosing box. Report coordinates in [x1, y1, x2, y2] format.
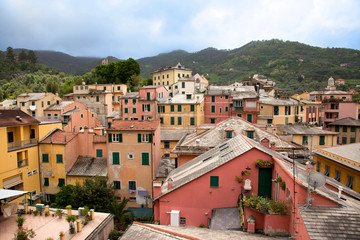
[290, 134, 336, 150]
[159, 101, 204, 130]
[153, 69, 192, 86]
[258, 104, 304, 125]
[67, 176, 91, 185]
[314, 154, 360, 193]
[161, 140, 178, 158]
[18, 94, 61, 117]
[39, 143, 66, 195]
[38, 122, 62, 139]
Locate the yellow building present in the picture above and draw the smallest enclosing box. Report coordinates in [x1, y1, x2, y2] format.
[17, 92, 61, 117]
[160, 130, 191, 159]
[313, 143, 360, 193]
[158, 94, 204, 130]
[107, 120, 161, 208]
[152, 62, 192, 87]
[0, 110, 42, 203]
[258, 96, 305, 125]
[291, 92, 322, 125]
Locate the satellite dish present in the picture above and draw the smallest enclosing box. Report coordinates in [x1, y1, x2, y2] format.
[309, 171, 326, 190]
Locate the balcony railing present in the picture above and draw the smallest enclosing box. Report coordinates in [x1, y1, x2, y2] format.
[18, 158, 28, 168]
[8, 138, 38, 151]
[93, 135, 106, 143]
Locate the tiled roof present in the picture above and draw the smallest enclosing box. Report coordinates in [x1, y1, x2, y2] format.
[161, 130, 192, 141]
[259, 95, 301, 106]
[67, 156, 107, 177]
[18, 92, 46, 101]
[61, 108, 82, 116]
[314, 143, 360, 165]
[120, 92, 140, 99]
[205, 85, 256, 97]
[277, 124, 337, 135]
[174, 117, 296, 155]
[0, 109, 40, 127]
[110, 120, 160, 131]
[141, 85, 164, 89]
[309, 90, 351, 95]
[328, 117, 360, 126]
[0, 99, 17, 107]
[156, 158, 176, 178]
[158, 94, 204, 104]
[40, 128, 77, 144]
[45, 101, 74, 110]
[300, 205, 360, 239]
[152, 62, 192, 73]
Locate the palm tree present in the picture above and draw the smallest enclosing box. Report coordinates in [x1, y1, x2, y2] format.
[109, 198, 134, 230]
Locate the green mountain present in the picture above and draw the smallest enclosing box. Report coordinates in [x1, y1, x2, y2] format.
[138, 39, 360, 93]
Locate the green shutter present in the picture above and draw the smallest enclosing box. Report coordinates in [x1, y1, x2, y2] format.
[320, 136, 325, 145]
[108, 134, 112, 142]
[138, 134, 141, 143]
[149, 134, 152, 143]
[133, 108, 136, 113]
[142, 153, 149, 165]
[119, 134, 123, 142]
[56, 154, 63, 163]
[58, 178, 65, 187]
[42, 154, 49, 163]
[190, 118, 195, 125]
[190, 105, 195, 111]
[125, 108, 128, 113]
[171, 117, 174, 125]
[178, 105, 181, 112]
[210, 176, 219, 187]
[171, 105, 174, 112]
[96, 149, 102, 157]
[178, 117, 182, 125]
[160, 117, 163, 124]
[113, 152, 120, 164]
[211, 105, 215, 113]
[125, 99, 128, 104]
[133, 99, 136, 104]
[44, 178, 49, 186]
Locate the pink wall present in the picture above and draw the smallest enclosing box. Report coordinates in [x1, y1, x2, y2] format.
[76, 129, 107, 159]
[177, 155, 199, 167]
[65, 135, 80, 172]
[204, 95, 232, 124]
[63, 109, 100, 132]
[338, 102, 358, 119]
[155, 149, 273, 227]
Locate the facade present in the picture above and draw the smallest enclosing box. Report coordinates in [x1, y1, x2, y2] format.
[160, 130, 191, 159]
[107, 120, 161, 208]
[329, 117, 360, 144]
[17, 92, 61, 117]
[170, 74, 208, 96]
[158, 94, 205, 130]
[313, 143, 360, 193]
[0, 110, 42, 202]
[0, 99, 17, 109]
[152, 62, 192, 87]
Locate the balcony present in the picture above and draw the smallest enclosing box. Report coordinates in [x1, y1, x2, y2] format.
[17, 158, 28, 168]
[93, 135, 106, 143]
[8, 138, 38, 151]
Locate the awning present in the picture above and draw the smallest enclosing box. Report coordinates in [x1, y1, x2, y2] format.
[0, 189, 28, 200]
[3, 175, 23, 189]
[137, 190, 148, 196]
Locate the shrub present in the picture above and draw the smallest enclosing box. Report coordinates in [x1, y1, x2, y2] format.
[82, 206, 89, 216]
[254, 159, 273, 167]
[108, 229, 123, 240]
[13, 228, 35, 240]
[279, 181, 286, 190]
[269, 200, 289, 215]
[16, 216, 25, 227]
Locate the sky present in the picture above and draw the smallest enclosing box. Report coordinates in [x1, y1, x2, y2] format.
[1, 0, 360, 59]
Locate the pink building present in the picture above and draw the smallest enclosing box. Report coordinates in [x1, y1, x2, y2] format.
[204, 86, 258, 124]
[154, 134, 360, 239]
[119, 86, 168, 121]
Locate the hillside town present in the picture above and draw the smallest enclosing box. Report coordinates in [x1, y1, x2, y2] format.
[1, 62, 360, 239]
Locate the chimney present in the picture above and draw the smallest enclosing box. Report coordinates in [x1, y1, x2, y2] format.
[338, 186, 343, 199]
[153, 181, 162, 198]
[270, 142, 276, 150]
[167, 178, 174, 190]
[260, 138, 270, 148]
[196, 96, 199, 104]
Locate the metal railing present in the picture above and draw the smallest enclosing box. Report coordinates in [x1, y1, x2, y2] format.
[93, 135, 106, 143]
[8, 138, 38, 151]
[18, 158, 28, 168]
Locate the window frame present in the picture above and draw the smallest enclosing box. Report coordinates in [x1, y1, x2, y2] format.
[210, 176, 219, 187]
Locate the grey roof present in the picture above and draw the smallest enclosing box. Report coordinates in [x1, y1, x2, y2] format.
[122, 222, 279, 240]
[18, 92, 46, 101]
[259, 95, 301, 106]
[67, 156, 107, 177]
[120, 92, 140, 99]
[161, 130, 192, 141]
[156, 158, 176, 178]
[141, 85, 165, 89]
[152, 62, 192, 73]
[61, 108, 82, 116]
[300, 205, 360, 239]
[328, 117, 360, 126]
[107, 111, 120, 119]
[309, 90, 351, 95]
[158, 94, 204, 104]
[44, 101, 74, 111]
[0, 99, 17, 107]
[174, 117, 296, 155]
[205, 85, 257, 97]
[277, 124, 337, 135]
[313, 143, 360, 166]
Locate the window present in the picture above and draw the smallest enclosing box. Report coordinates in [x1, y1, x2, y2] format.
[164, 141, 170, 148]
[110, 133, 122, 142]
[56, 154, 63, 163]
[351, 126, 356, 132]
[274, 106, 279, 115]
[180, 217, 186, 225]
[160, 117, 164, 124]
[96, 96, 99, 102]
[80, 114, 83, 118]
[178, 105, 181, 112]
[210, 118, 215, 124]
[47, 114, 51, 119]
[42, 154, 49, 163]
[142, 104, 151, 112]
[190, 105, 195, 112]
[237, 114, 242, 118]
[335, 126, 339, 132]
[247, 131, 254, 139]
[113, 181, 121, 189]
[342, 137, 347, 144]
[7, 132, 14, 143]
[44, 178, 49, 186]
[47, 101, 50, 105]
[124, 99, 128, 104]
[171, 105, 174, 112]
[267, 119, 273, 124]
[127, 153, 134, 159]
[142, 153, 149, 165]
[58, 178, 65, 187]
[138, 134, 152, 143]
[178, 117, 182, 125]
[158, 106, 165, 113]
[225, 106, 228, 112]
[226, 131, 233, 138]
[211, 105, 215, 113]
[350, 138, 356, 143]
[190, 117, 195, 126]
[316, 161, 320, 172]
[210, 176, 219, 187]
[285, 106, 291, 115]
[124, 108, 128, 114]
[319, 136, 325, 145]
[96, 149, 103, 158]
[302, 136, 308, 145]
[112, 152, 120, 164]
[220, 108, 222, 113]
[186, 94, 191, 99]
[247, 114, 252, 123]
[343, 126, 347, 132]
[129, 181, 136, 191]
[324, 165, 330, 176]
[182, 82, 185, 88]
[103, 86, 106, 90]
[147, 92, 150, 100]
[211, 96, 215, 102]
[334, 170, 341, 181]
[117, 86, 121, 91]
[171, 117, 175, 125]
[346, 175, 353, 189]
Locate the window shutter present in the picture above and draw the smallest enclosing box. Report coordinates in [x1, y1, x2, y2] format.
[112, 152, 120, 164]
[108, 134, 112, 142]
[138, 134, 141, 143]
[119, 134, 123, 142]
[149, 134, 152, 143]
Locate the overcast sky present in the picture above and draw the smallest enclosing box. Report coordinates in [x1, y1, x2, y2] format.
[1, 0, 359, 59]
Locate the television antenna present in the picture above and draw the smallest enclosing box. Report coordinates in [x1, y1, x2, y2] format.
[309, 171, 326, 190]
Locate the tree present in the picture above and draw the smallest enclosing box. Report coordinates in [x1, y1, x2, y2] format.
[45, 80, 59, 94]
[6, 46, 15, 63]
[109, 198, 134, 230]
[19, 50, 28, 62]
[27, 50, 37, 64]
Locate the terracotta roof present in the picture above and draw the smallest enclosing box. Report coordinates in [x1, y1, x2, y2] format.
[110, 120, 160, 131]
[328, 117, 360, 126]
[40, 129, 77, 144]
[67, 156, 107, 177]
[0, 110, 40, 127]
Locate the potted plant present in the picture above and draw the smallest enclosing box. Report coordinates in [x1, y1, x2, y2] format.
[13, 228, 35, 240]
[33, 210, 38, 216]
[66, 215, 77, 234]
[55, 209, 63, 219]
[254, 159, 273, 168]
[44, 211, 50, 217]
[16, 216, 25, 229]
